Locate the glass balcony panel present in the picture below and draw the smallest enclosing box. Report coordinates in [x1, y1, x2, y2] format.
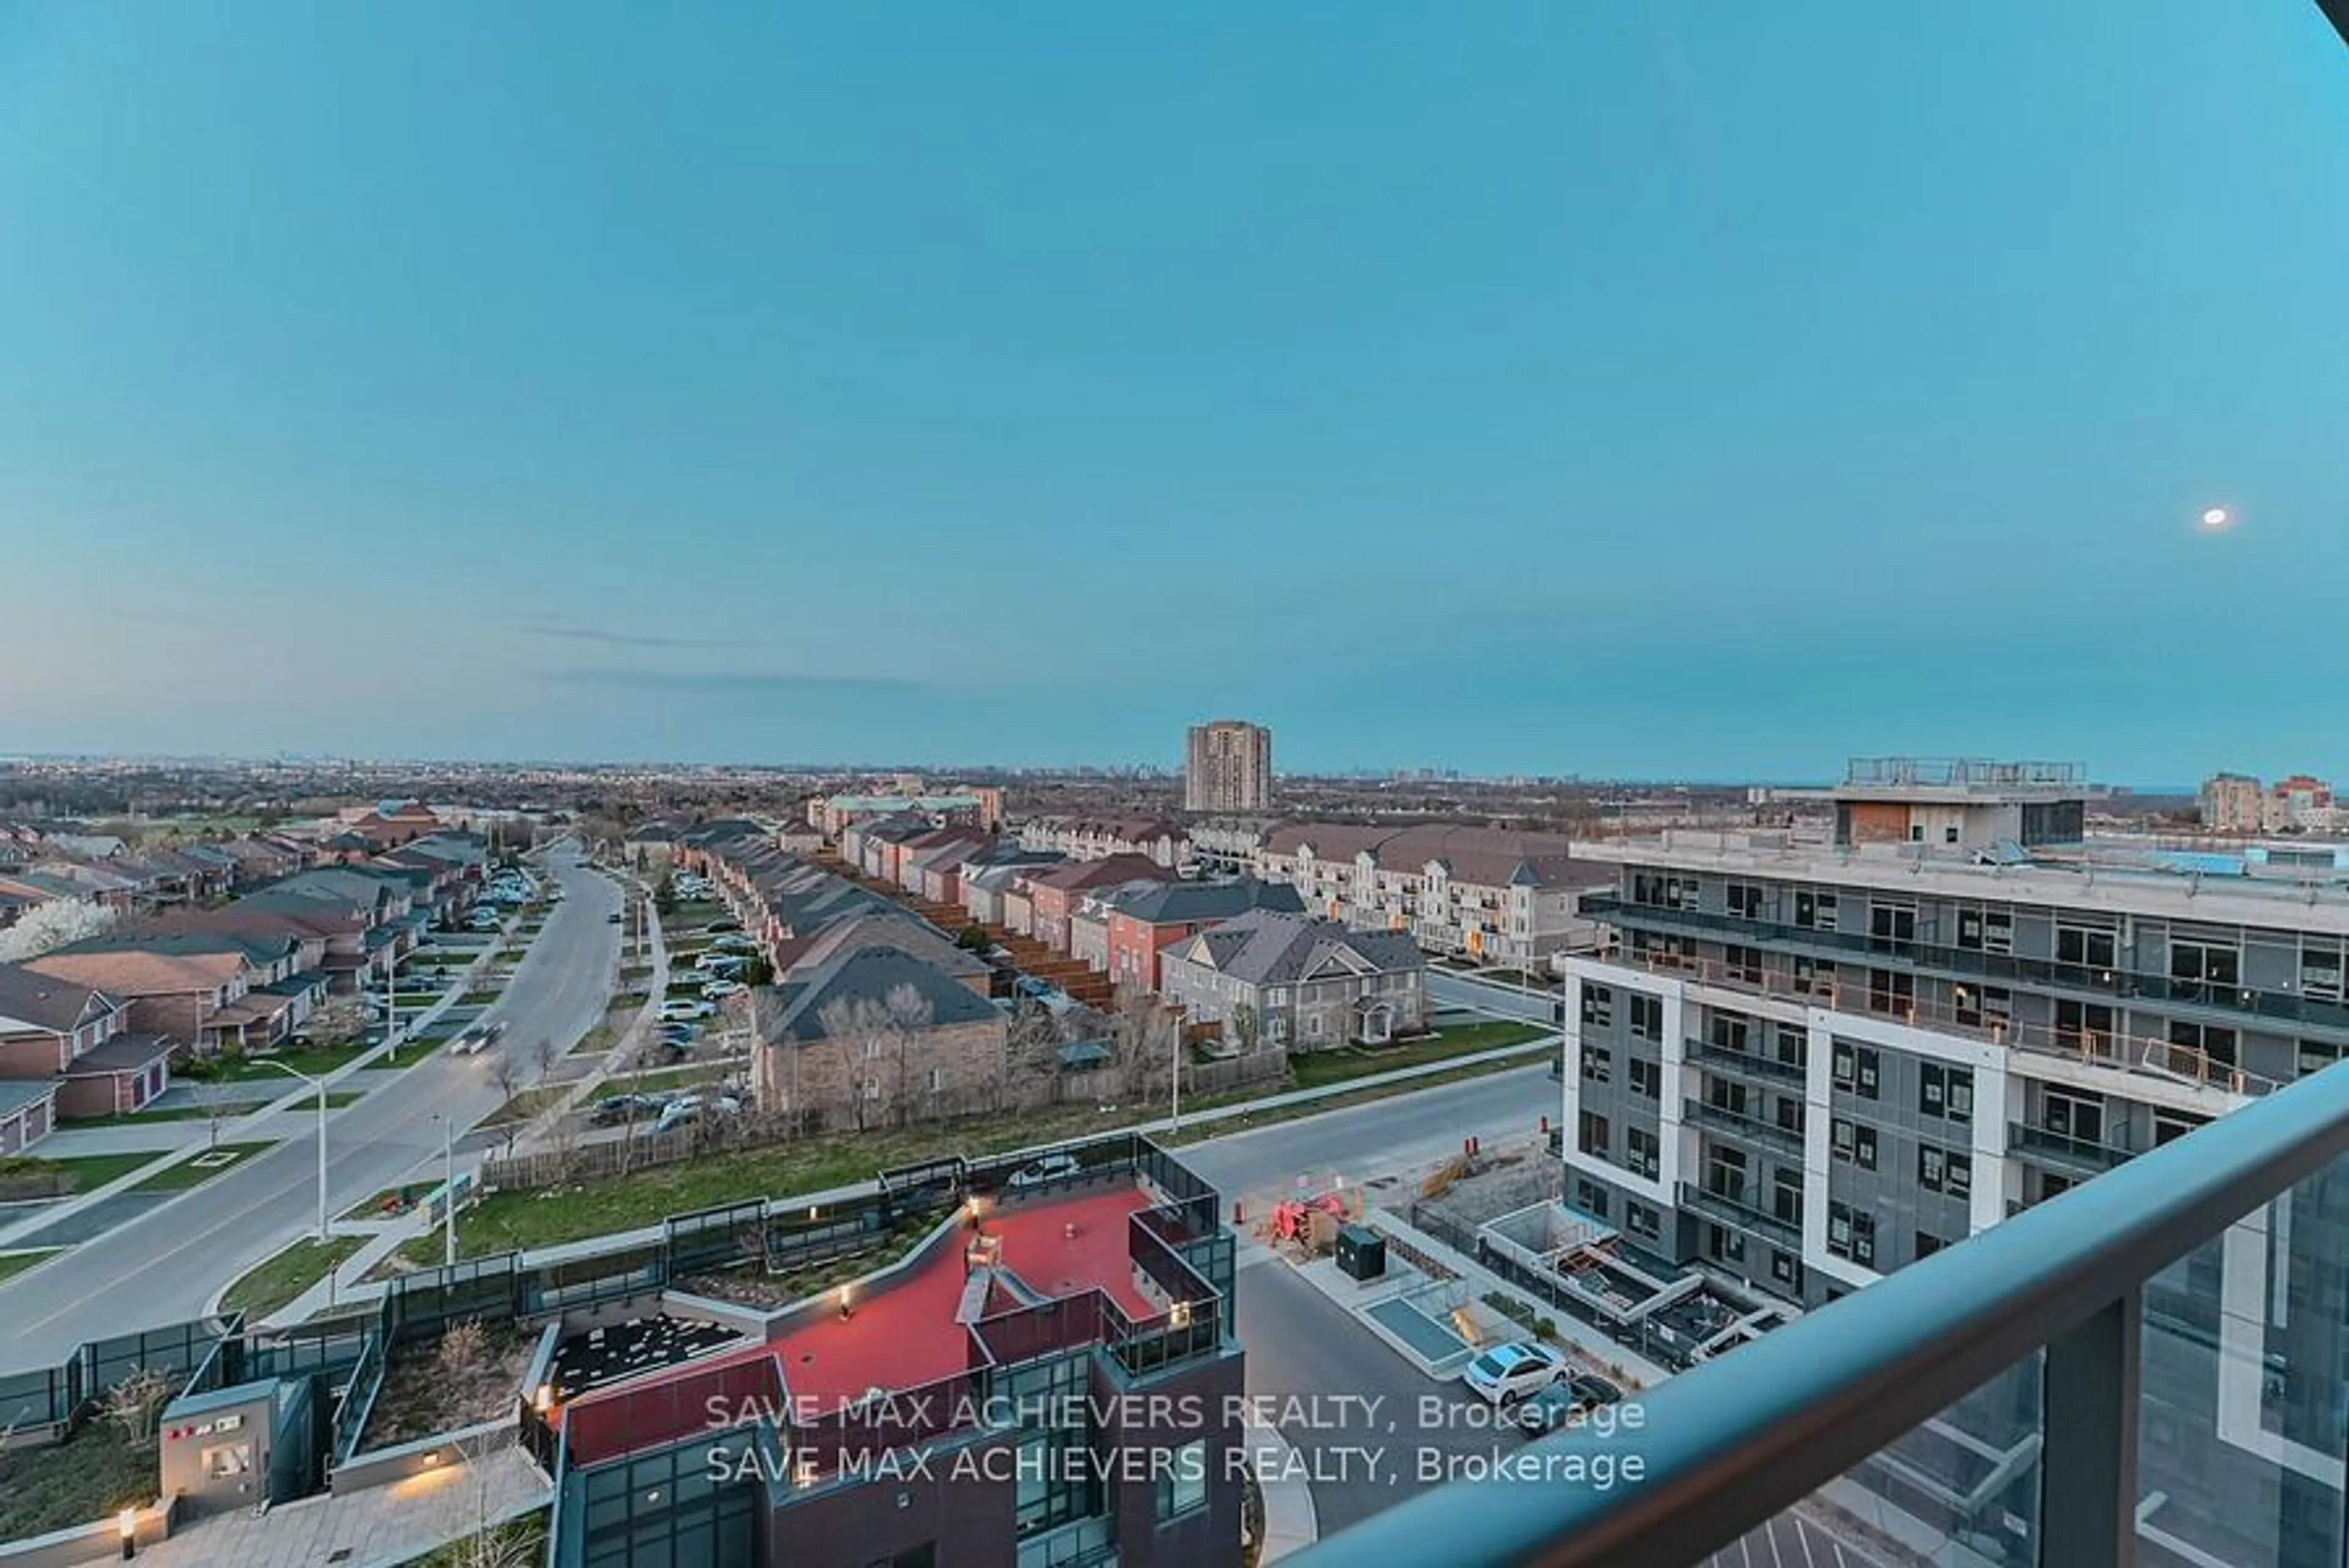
[1679, 1352, 2044, 1567]
[2136, 1152, 2349, 1568]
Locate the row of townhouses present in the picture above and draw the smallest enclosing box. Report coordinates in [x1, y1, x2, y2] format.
[0, 806, 488, 1153]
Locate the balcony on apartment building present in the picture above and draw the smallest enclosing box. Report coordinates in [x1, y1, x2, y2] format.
[1603, 940, 2275, 1099]
[1587, 888, 2349, 1044]
[1294, 1042, 2349, 1568]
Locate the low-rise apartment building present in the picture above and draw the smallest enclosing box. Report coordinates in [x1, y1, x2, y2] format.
[1557, 756, 2348, 1568]
[1158, 908, 1426, 1050]
[1017, 816, 1190, 870]
[1253, 822, 1616, 967]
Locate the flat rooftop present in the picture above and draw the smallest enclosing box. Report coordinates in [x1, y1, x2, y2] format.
[1600, 830, 2349, 935]
[561, 1182, 1172, 1466]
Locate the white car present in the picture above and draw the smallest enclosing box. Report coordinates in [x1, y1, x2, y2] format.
[1462, 1341, 1567, 1406]
[702, 979, 744, 1000]
[694, 951, 744, 973]
[659, 999, 717, 1022]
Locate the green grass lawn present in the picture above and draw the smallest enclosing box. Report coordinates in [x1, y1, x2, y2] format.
[207, 1041, 377, 1081]
[135, 1140, 275, 1192]
[220, 1234, 367, 1319]
[412, 1101, 1148, 1265]
[342, 1181, 439, 1221]
[480, 1086, 571, 1128]
[0, 1248, 64, 1283]
[0, 1411, 155, 1539]
[458, 987, 503, 1006]
[62, 1102, 240, 1127]
[1167, 1051, 1548, 1146]
[1287, 1020, 1547, 1090]
[38, 1151, 166, 1191]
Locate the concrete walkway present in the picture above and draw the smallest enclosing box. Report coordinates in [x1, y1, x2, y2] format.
[136, 1441, 549, 1568]
[1357, 1205, 1671, 1391]
[1244, 1418, 1319, 1562]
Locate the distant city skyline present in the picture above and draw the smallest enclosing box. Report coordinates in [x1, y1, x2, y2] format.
[6, 5, 2348, 778]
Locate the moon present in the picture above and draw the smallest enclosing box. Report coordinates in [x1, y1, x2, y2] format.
[2200, 507, 2233, 530]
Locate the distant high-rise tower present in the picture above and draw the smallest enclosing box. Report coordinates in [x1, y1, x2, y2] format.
[1184, 720, 1272, 813]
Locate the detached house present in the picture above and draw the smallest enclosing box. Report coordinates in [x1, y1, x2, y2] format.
[22, 946, 261, 1058]
[1158, 908, 1427, 1052]
[0, 962, 175, 1128]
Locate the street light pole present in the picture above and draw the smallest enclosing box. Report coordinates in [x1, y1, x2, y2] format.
[256, 1058, 328, 1243]
[439, 1115, 458, 1268]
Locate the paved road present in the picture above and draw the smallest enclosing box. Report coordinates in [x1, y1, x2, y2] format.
[1181, 1062, 1559, 1209]
[1427, 969, 1560, 1024]
[0, 844, 622, 1363]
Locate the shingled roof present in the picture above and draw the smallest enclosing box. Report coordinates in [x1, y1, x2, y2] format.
[758, 948, 1003, 1046]
[1173, 908, 1425, 986]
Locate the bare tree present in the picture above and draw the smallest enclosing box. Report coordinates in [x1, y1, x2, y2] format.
[1003, 1001, 1063, 1113]
[308, 994, 373, 1046]
[815, 983, 934, 1131]
[0, 897, 120, 962]
[1109, 982, 1176, 1104]
[104, 1367, 173, 1452]
[529, 1034, 559, 1084]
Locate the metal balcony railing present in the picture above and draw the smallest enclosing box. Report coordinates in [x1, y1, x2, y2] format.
[2007, 1120, 2140, 1176]
[1683, 1037, 1807, 1086]
[1288, 1035, 2349, 1568]
[1682, 1096, 1806, 1157]
[1674, 1180, 1803, 1250]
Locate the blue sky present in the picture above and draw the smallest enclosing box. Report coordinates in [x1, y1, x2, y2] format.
[3, 2, 2345, 782]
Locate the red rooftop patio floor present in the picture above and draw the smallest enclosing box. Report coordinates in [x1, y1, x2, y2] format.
[774, 1185, 1159, 1411]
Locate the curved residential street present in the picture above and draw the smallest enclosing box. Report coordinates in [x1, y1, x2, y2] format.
[0, 844, 623, 1365]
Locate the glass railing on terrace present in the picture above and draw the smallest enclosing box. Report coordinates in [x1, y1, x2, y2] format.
[1290, 1047, 2349, 1568]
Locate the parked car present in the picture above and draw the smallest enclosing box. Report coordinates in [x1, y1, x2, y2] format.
[1512, 1372, 1625, 1434]
[705, 920, 743, 934]
[694, 951, 743, 973]
[1463, 1342, 1567, 1406]
[711, 934, 760, 953]
[702, 979, 744, 1000]
[1007, 1152, 1082, 1189]
[589, 1094, 658, 1126]
[659, 999, 718, 1022]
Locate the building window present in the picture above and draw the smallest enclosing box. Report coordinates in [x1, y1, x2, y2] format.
[1775, 1025, 1807, 1072]
[1625, 1126, 1660, 1180]
[1916, 1230, 1945, 1259]
[1625, 1203, 1661, 1241]
[2169, 1020, 2238, 1074]
[1832, 1042, 1879, 1101]
[1727, 882, 1763, 920]
[1578, 1110, 1611, 1159]
[1581, 1046, 1613, 1085]
[1704, 1145, 1748, 1204]
[1727, 945, 1763, 986]
[2170, 936, 2241, 1003]
[1773, 1094, 1804, 1140]
[1710, 1012, 1753, 1055]
[1919, 1062, 1973, 1123]
[2055, 999, 2113, 1055]
[1709, 1224, 1745, 1265]
[1580, 984, 1614, 1028]
[1869, 903, 1917, 954]
[1791, 955, 1825, 997]
[1573, 1178, 1611, 1219]
[1795, 890, 1838, 931]
[2056, 921, 2118, 975]
[1770, 1250, 1803, 1291]
[2153, 1108, 2208, 1146]
[1627, 1057, 1660, 1100]
[1772, 1168, 1803, 1225]
[1827, 1203, 1876, 1267]
[1628, 994, 1663, 1042]
[929, 1067, 946, 1093]
[1832, 1040, 1854, 1088]
[2301, 943, 2344, 1003]
[1867, 969, 1914, 1017]
[1156, 1440, 1209, 1522]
